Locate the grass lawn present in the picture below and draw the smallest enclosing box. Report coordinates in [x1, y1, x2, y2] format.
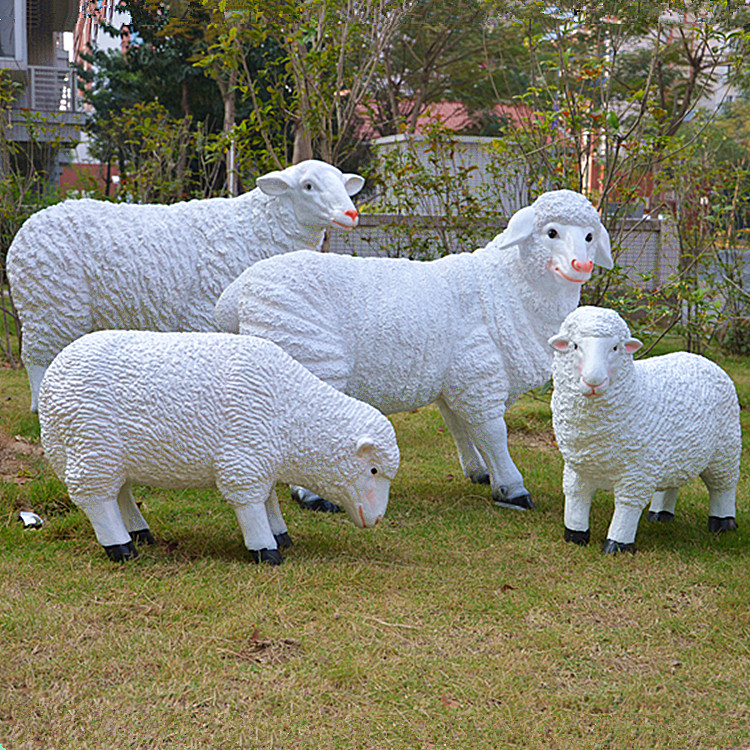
[1, 348, 749, 749]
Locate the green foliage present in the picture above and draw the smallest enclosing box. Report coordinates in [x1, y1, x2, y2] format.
[198, 0, 411, 167]
[80, 99, 288, 203]
[78, 0, 222, 124]
[363, 122, 495, 257]
[0, 71, 77, 368]
[80, 0, 294, 195]
[363, 2, 750, 353]
[367, 0, 529, 136]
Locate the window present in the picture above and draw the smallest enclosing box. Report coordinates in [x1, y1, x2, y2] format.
[0, 0, 15, 58]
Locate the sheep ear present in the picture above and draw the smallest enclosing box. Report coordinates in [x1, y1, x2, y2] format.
[256, 172, 292, 196]
[548, 334, 571, 352]
[594, 225, 614, 269]
[624, 337, 642, 354]
[495, 205, 536, 250]
[344, 174, 365, 196]
[356, 437, 375, 457]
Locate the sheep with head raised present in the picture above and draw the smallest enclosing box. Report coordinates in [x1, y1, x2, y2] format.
[215, 189, 612, 509]
[38, 331, 399, 564]
[548, 305, 741, 553]
[7, 159, 364, 412]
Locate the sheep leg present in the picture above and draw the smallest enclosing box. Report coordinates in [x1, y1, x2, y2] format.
[647, 489, 678, 523]
[225, 487, 284, 565]
[603, 498, 648, 554]
[435, 398, 489, 484]
[116, 481, 155, 545]
[700, 465, 738, 532]
[706, 487, 737, 533]
[463, 416, 533, 509]
[25, 362, 47, 414]
[562, 464, 595, 545]
[266, 487, 293, 549]
[289, 485, 342, 514]
[79, 496, 138, 562]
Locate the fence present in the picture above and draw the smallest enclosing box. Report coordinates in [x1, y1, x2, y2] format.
[328, 214, 678, 286]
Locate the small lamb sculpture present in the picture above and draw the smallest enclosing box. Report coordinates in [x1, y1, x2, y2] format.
[216, 189, 613, 509]
[38, 331, 400, 565]
[548, 306, 741, 553]
[8, 159, 364, 412]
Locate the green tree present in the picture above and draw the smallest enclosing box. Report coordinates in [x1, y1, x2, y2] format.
[199, 0, 413, 168]
[497, 1, 750, 351]
[79, 0, 221, 125]
[366, 0, 528, 136]
[79, 0, 294, 196]
[0, 72, 75, 366]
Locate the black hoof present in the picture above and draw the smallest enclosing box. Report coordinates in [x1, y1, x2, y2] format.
[469, 471, 490, 485]
[493, 492, 535, 510]
[708, 516, 737, 533]
[647, 510, 674, 523]
[131, 528, 156, 545]
[602, 539, 635, 555]
[564, 527, 590, 545]
[291, 487, 342, 513]
[274, 532, 293, 549]
[104, 540, 138, 562]
[251, 548, 284, 565]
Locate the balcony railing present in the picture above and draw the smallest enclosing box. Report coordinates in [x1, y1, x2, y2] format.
[23, 65, 78, 113]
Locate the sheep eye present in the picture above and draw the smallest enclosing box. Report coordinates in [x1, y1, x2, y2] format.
[613, 345, 618, 351]
[370, 467, 378, 475]
[585, 232, 593, 242]
[547, 228, 558, 239]
[304, 182, 313, 191]
[573, 343, 578, 350]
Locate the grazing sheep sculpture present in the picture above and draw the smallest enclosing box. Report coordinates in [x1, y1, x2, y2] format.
[38, 331, 399, 564]
[216, 190, 613, 509]
[548, 306, 741, 553]
[8, 159, 364, 412]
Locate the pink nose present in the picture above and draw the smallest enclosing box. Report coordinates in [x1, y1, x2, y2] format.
[571, 259, 593, 274]
[344, 209, 358, 221]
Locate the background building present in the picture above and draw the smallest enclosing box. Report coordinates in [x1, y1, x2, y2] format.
[0, 0, 82, 183]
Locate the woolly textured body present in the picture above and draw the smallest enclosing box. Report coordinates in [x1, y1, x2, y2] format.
[552, 351, 741, 495]
[9, 192, 307, 366]
[219, 189, 611, 508]
[8, 160, 364, 414]
[39, 331, 399, 509]
[235, 246, 578, 424]
[550, 305, 741, 550]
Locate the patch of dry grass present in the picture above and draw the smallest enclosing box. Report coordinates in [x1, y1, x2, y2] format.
[1, 359, 750, 749]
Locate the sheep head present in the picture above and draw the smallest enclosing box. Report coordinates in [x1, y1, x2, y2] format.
[318, 434, 400, 529]
[497, 190, 613, 287]
[256, 159, 365, 232]
[549, 306, 641, 398]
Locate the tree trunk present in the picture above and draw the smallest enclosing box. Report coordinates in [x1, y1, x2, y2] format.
[224, 68, 238, 197]
[292, 121, 313, 164]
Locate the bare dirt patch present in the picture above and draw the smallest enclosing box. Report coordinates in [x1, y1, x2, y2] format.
[509, 427, 558, 452]
[0, 431, 43, 485]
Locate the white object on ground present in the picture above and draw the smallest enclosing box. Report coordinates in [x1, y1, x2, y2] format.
[8, 160, 364, 412]
[216, 190, 612, 509]
[549, 305, 741, 553]
[19, 511, 43, 529]
[38, 330, 399, 564]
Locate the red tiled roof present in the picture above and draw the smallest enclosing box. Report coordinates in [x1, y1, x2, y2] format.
[357, 100, 532, 140]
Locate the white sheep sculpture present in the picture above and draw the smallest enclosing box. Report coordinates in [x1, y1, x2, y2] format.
[215, 190, 613, 509]
[38, 330, 400, 565]
[548, 306, 741, 553]
[8, 159, 364, 413]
